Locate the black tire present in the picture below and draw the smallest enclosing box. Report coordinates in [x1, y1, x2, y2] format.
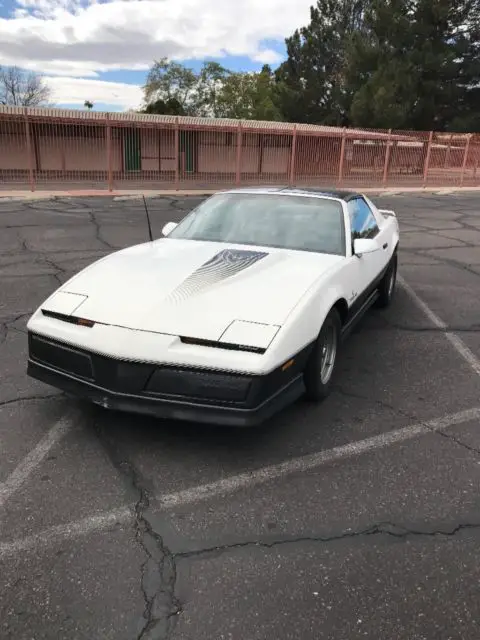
[376, 252, 398, 308]
[303, 307, 341, 402]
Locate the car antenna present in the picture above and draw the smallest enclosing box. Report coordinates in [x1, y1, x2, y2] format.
[142, 194, 153, 242]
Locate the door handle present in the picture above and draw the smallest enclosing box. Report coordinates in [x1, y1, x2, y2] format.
[382, 242, 388, 249]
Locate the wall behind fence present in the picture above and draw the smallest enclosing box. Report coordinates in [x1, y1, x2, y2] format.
[1, 107, 479, 191]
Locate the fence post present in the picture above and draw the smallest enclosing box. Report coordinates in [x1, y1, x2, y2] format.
[460, 134, 472, 187]
[235, 122, 243, 186]
[106, 113, 113, 192]
[289, 125, 297, 186]
[382, 129, 392, 186]
[337, 128, 347, 185]
[174, 117, 179, 190]
[444, 133, 453, 168]
[24, 108, 35, 192]
[422, 131, 433, 187]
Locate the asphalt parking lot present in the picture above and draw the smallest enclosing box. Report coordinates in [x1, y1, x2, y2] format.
[1, 190, 480, 640]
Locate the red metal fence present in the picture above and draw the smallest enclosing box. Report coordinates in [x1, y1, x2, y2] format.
[1, 106, 479, 192]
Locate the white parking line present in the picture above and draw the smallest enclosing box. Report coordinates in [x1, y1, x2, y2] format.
[398, 276, 480, 377]
[1, 275, 478, 558]
[1, 406, 479, 559]
[0, 412, 77, 510]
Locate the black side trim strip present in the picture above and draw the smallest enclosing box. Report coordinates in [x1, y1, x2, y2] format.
[341, 289, 379, 341]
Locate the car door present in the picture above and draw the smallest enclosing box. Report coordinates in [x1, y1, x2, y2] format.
[345, 197, 389, 305]
[351, 197, 390, 270]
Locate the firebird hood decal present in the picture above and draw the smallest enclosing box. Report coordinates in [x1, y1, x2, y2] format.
[48, 238, 345, 338]
[167, 248, 269, 302]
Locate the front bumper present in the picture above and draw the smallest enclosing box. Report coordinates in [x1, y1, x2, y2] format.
[27, 332, 309, 426]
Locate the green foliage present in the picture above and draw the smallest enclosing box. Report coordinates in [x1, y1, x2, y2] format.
[142, 97, 185, 115]
[142, 59, 283, 121]
[278, 0, 480, 131]
[345, 0, 480, 130]
[142, 57, 200, 115]
[141, 1, 480, 132]
[215, 65, 284, 120]
[275, 0, 367, 125]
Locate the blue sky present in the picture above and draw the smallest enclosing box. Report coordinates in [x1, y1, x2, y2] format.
[0, 0, 304, 112]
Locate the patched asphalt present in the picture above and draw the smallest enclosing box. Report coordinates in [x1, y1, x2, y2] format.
[1, 191, 480, 640]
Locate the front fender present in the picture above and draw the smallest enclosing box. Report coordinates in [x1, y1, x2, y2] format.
[263, 276, 348, 370]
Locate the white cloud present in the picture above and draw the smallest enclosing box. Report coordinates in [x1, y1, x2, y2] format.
[0, 0, 312, 110]
[0, 0, 310, 78]
[252, 49, 285, 65]
[45, 75, 143, 109]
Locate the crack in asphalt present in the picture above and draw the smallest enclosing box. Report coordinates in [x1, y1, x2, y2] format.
[0, 393, 60, 407]
[40, 257, 67, 286]
[4, 223, 58, 229]
[400, 246, 480, 278]
[92, 421, 181, 640]
[174, 521, 480, 561]
[0, 312, 32, 341]
[415, 256, 480, 278]
[333, 386, 480, 459]
[433, 429, 480, 457]
[88, 211, 123, 251]
[361, 322, 480, 333]
[124, 460, 182, 640]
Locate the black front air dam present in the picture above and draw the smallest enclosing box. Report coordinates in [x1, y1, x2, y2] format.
[27, 332, 311, 427]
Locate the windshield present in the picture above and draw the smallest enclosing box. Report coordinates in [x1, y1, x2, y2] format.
[167, 192, 346, 256]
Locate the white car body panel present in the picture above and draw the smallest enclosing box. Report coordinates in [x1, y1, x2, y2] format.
[26, 187, 399, 425]
[29, 238, 351, 373]
[41, 239, 344, 336]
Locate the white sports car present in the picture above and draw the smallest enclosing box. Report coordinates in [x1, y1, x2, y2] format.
[27, 187, 399, 426]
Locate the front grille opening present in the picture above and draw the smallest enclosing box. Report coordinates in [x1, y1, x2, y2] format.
[29, 334, 94, 380]
[146, 367, 252, 402]
[180, 336, 265, 354]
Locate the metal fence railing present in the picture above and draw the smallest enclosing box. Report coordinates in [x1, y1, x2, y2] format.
[1, 106, 479, 191]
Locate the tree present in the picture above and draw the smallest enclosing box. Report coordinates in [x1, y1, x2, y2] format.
[275, 0, 367, 126]
[276, 0, 480, 131]
[142, 58, 283, 120]
[215, 65, 284, 120]
[345, 0, 420, 128]
[197, 61, 232, 116]
[0, 66, 52, 107]
[141, 97, 186, 115]
[346, 0, 480, 130]
[142, 59, 232, 117]
[142, 58, 202, 115]
[84, 100, 94, 110]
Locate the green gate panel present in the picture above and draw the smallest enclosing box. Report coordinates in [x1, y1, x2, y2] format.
[179, 130, 196, 172]
[124, 129, 141, 171]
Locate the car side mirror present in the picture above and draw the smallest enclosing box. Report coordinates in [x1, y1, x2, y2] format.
[353, 238, 379, 257]
[162, 222, 178, 236]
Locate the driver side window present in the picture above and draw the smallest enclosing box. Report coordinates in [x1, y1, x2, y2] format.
[348, 198, 379, 241]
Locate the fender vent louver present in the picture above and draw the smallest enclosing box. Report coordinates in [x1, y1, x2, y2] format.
[41, 309, 95, 328]
[180, 336, 265, 354]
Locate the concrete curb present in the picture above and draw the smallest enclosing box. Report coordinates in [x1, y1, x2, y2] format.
[0, 189, 216, 202]
[1, 186, 480, 201]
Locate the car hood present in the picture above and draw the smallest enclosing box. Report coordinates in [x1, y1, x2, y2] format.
[43, 238, 343, 341]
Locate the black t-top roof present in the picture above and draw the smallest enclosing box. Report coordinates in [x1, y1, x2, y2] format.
[284, 186, 361, 201]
